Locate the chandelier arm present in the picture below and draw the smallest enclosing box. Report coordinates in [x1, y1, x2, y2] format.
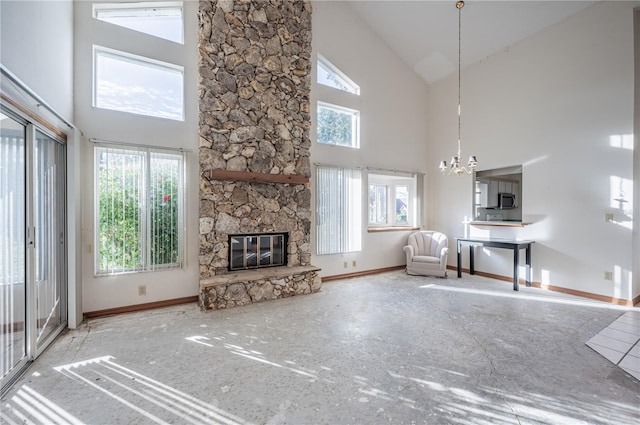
[444, 165, 473, 176]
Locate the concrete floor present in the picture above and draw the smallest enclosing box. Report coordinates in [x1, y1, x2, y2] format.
[1, 271, 639, 424]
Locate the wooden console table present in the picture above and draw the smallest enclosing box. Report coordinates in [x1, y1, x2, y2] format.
[456, 238, 535, 291]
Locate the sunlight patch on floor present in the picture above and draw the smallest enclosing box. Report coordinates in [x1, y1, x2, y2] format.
[420, 284, 635, 311]
[52, 356, 250, 425]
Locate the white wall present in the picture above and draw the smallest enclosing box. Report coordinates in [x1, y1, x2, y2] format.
[0, 0, 74, 119]
[74, 0, 199, 312]
[427, 2, 638, 301]
[311, 1, 430, 277]
[1, 0, 83, 326]
[634, 6, 640, 302]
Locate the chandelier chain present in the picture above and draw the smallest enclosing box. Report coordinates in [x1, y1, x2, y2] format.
[457, 0, 462, 159]
[439, 0, 476, 176]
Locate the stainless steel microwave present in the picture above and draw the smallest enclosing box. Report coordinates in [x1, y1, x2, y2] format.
[498, 192, 516, 209]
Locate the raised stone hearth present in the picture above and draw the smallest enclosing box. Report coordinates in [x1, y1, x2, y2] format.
[199, 265, 321, 310]
[198, 0, 318, 310]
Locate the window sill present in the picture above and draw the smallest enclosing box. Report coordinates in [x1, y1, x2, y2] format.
[317, 142, 360, 149]
[94, 264, 183, 277]
[368, 226, 420, 233]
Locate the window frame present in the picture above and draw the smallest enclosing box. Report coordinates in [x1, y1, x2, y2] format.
[367, 173, 417, 229]
[93, 45, 185, 121]
[93, 142, 185, 276]
[317, 54, 360, 95]
[93, 1, 184, 44]
[316, 101, 360, 149]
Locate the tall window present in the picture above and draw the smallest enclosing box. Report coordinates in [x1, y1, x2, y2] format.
[95, 143, 184, 275]
[316, 54, 360, 149]
[317, 102, 360, 149]
[93, 2, 184, 44]
[316, 165, 362, 255]
[93, 46, 184, 121]
[368, 174, 416, 227]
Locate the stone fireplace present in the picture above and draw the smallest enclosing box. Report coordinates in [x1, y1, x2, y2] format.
[198, 0, 320, 310]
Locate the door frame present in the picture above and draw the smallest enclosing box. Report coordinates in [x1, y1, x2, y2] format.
[1, 105, 68, 394]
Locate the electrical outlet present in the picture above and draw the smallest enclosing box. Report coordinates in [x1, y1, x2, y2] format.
[352, 260, 357, 267]
[604, 271, 613, 281]
[605, 212, 614, 222]
[138, 285, 147, 296]
[343, 262, 348, 268]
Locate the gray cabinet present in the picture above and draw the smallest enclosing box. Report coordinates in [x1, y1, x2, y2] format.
[487, 181, 499, 207]
[483, 180, 519, 208]
[475, 182, 488, 207]
[499, 181, 516, 194]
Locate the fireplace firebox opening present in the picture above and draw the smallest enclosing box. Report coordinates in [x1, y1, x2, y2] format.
[228, 232, 288, 272]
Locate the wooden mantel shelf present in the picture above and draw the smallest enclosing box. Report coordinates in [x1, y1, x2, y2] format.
[470, 221, 531, 228]
[206, 169, 309, 184]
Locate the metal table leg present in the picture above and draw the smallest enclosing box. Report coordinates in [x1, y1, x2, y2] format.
[469, 245, 475, 275]
[525, 243, 532, 287]
[513, 247, 519, 291]
[457, 239, 462, 278]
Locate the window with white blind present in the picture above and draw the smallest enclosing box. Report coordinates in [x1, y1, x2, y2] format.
[94, 143, 184, 275]
[315, 165, 362, 255]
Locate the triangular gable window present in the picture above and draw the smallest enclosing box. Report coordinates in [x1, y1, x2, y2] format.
[317, 54, 360, 95]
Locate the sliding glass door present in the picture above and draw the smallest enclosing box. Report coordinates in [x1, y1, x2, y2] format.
[1, 110, 67, 392]
[33, 130, 66, 350]
[0, 112, 28, 386]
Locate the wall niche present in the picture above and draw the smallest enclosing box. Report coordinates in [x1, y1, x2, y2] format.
[473, 165, 523, 223]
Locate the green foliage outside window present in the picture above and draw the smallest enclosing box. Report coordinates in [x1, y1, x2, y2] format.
[317, 105, 355, 147]
[149, 159, 180, 266]
[97, 149, 180, 274]
[98, 163, 142, 271]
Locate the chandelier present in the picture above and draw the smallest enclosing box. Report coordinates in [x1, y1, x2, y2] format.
[439, 0, 477, 176]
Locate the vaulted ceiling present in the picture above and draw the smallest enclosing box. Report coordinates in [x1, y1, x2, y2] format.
[346, 0, 595, 84]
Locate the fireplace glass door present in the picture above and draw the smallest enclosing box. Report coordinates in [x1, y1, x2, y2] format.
[229, 233, 286, 271]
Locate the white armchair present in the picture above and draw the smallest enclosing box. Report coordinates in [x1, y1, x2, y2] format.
[403, 231, 449, 278]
